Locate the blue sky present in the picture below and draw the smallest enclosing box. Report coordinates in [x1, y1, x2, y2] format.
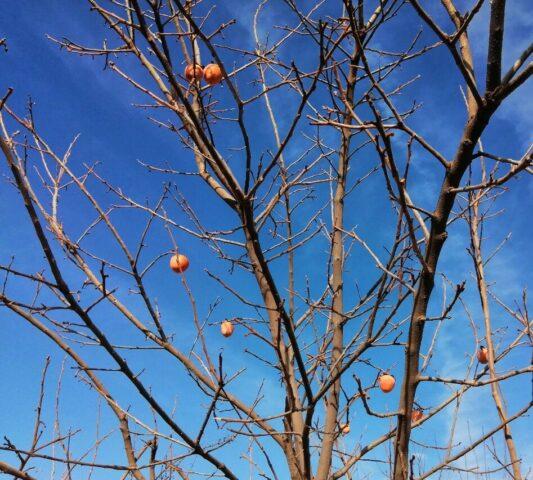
[0, 1, 531, 478]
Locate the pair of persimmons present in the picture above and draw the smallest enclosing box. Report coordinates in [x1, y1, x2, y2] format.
[377, 374, 425, 424]
[340, 410, 424, 435]
[338, 374, 400, 435]
[339, 376, 423, 434]
[340, 348, 488, 435]
[184, 63, 223, 85]
[341, 410, 423, 435]
[169, 253, 235, 337]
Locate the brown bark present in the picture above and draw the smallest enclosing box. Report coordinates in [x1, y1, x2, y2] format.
[486, 0, 506, 92]
[314, 120, 350, 480]
[0, 462, 38, 480]
[440, 0, 478, 116]
[393, 1, 517, 476]
[314, 28, 359, 478]
[392, 105, 494, 479]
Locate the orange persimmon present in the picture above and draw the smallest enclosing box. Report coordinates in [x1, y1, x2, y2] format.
[220, 320, 234, 338]
[378, 373, 396, 393]
[203, 63, 223, 86]
[185, 64, 203, 82]
[411, 409, 424, 423]
[477, 345, 488, 364]
[169, 253, 190, 273]
[340, 423, 350, 435]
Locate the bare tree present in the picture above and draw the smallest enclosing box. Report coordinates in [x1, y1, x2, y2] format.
[1, 1, 531, 479]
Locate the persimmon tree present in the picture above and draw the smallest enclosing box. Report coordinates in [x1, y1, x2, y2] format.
[0, 1, 531, 479]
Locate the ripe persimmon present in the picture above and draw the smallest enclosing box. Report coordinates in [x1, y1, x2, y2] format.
[477, 345, 488, 364]
[378, 373, 396, 393]
[220, 320, 234, 338]
[411, 409, 424, 423]
[203, 63, 223, 86]
[340, 423, 350, 435]
[169, 253, 190, 273]
[185, 64, 203, 82]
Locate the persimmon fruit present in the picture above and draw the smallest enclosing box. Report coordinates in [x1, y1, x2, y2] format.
[169, 253, 190, 273]
[185, 64, 203, 82]
[203, 63, 223, 86]
[340, 423, 350, 435]
[477, 345, 488, 364]
[378, 373, 396, 393]
[220, 320, 235, 338]
[411, 409, 424, 423]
